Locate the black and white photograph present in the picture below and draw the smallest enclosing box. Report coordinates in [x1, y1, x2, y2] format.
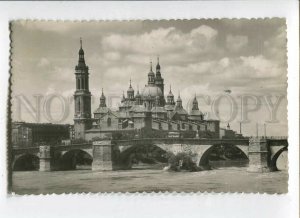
[10, 19, 288, 194]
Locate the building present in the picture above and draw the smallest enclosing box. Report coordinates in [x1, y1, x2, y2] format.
[73, 40, 220, 140]
[12, 122, 70, 147]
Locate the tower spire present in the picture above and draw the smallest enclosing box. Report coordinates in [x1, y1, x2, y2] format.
[80, 37, 82, 49]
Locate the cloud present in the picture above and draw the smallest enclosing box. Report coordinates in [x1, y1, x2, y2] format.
[101, 25, 219, 57]
[264, 25, 287, 65]
[16, 21, 77, 34]
[226, 34, 248, 52]
[10, 20, 288, 135]
[37, 57, 50, 67]
[103, 51, 121, 61]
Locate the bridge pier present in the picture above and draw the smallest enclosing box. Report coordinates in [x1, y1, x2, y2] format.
[39, 145, 52, 172]
[92, 140, 113, 171]
[247, 138, 270, 173]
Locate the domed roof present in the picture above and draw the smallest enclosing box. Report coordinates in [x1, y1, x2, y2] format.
[141, 86, 163, 98]
[148, 70, 155, 77]
[127, 80, 134, 93]
[176, 95, 182, 103]
[193, 96, 198, 104]
[189, 110, 203, 116]
[135, 90, 141, 98]
[167, 90, 174, 97]
[127, 85, 134, 93]
[100, 88, 105, 100]
[174, 107, 188, 115]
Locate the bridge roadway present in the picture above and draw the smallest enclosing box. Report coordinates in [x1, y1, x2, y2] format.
[12, 137, 288, 173]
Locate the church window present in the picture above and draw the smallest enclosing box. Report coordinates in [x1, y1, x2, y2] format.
[77, 79, 80, 89]
[78, 99, 80, 112]
[81, 78, 84, 90]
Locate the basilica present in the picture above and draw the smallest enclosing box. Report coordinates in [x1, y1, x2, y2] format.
[73, 40, 220, 141]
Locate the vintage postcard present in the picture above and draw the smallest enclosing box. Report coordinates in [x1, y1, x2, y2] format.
[9, 19, 288, 194]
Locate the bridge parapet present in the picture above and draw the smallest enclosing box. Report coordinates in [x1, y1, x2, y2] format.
[112, 138, 249, 147]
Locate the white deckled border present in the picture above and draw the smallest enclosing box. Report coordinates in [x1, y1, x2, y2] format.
[0, 1, 298, 218]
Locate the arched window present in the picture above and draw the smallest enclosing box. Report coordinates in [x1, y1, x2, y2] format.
[81, 78, 84, 90]
[107, 118, 112, 127]
[189, 125, 193, 130]
[177, 124, 180, 130]
[182, 123, 185, 129]
[77, 79, 80, 89]
[77, 99, 80, 112]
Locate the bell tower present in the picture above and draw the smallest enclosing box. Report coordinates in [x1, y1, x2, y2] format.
[74, 38, 92, 139]
[154, 57, 165, 106]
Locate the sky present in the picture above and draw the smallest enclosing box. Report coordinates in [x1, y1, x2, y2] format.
[10, 19, 287, 136]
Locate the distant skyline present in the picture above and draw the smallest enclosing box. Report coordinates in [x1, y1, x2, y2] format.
[11, 19, 287, 136]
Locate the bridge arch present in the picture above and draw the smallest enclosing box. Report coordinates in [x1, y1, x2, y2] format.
[269, 146, 288, 171]
[198, 144, 249, 169]
[13, 153, 39, 171]
[60, 149, 93, 170]
[115, 143, 169, 169]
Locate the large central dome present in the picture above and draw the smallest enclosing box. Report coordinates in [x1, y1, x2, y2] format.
[141, 85, 163, 98]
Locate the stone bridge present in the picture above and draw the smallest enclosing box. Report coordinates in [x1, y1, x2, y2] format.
[12, 137, 288, 173]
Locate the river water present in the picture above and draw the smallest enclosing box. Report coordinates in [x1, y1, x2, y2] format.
[12, 160, 288, 194]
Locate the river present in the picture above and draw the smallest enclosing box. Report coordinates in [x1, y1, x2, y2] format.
[12, 160, 288, 194]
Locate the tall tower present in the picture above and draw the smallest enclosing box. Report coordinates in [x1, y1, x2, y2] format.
[192, 94, 199, 111]
[166, 85, 175, 105]
[74, 38, 92, 139]
[154, 57, 165, 105]
[127, 79, 135, 100]
[148, 61, 155, 85]
[100, 88, 106, 107]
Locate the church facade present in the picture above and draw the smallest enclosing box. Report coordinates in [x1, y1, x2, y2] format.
[73, 40, 220, 141]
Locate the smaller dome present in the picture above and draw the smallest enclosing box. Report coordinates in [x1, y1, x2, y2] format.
[127, 85, 134, 93]
[167, 90, 174, 97]
[176, 95, 182, 102]
[148, 71, 155, 77]
[127, 79, 134, 93]
[100, 94, 105, 100]
[135, 90, 141, 98]
[156, 63, 160, 70]
[167, 85, 174, 97]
